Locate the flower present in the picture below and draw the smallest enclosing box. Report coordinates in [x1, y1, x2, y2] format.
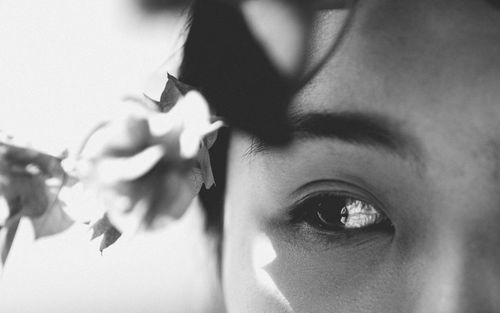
[64, 84, 223, 241]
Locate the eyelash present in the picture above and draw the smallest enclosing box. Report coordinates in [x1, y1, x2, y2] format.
[287, 191, 395, 246]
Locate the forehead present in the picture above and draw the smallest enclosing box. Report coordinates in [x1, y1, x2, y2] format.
[296, 0, 500, 121]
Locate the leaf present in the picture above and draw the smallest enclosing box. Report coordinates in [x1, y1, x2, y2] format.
[90, 214, 122, 253]
[0, 140, 74, 268]
[157, 73, 192, 113]
[0, 170, 50, 218]
[0, 142, 66, 219]
[197, 145, 215, 189]
[90, 215, 111, 239]
[30, 200, 74, 239]
[0, 142, 65, 177]
[168, 73, 192, 95]
[0, 217, 20, 269]
[99, 225, 121, 253]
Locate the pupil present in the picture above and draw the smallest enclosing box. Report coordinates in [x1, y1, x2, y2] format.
[315, 196, 350, 229]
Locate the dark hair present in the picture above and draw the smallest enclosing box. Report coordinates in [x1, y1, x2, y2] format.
[179, 0, 290, 237]
[179, 0, 358, 237]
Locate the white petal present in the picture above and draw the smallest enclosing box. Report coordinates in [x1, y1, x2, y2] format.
[58, 183, 105, 223]
[147, 111, 179, 137]
[95, 145, 165, 184]
[179, 91, 211, 128]
[107, 197, 148, 234]
[179, 130, 202, 159]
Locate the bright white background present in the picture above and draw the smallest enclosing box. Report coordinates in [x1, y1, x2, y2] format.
[0, 1, 220, 312]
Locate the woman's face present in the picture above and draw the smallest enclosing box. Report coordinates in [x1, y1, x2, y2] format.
[221, 0, 500, 312]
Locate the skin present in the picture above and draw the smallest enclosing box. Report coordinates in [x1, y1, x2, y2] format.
[220, 0, 500, 312]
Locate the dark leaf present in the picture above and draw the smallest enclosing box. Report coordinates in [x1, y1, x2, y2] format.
[0, 142, 65, 178]
[0, 170, 50, 218]
[0, 142, 66, 219]
[30, 200, 74, 239]
[157, 73, 193, 112]
[90, 215, 111, 240]
[99, 226, 121, 253]
[0, 217, 20, 268]
[197, 145, 215, 189]
[0, 141, 74, 268]
[90, 215, 122, 252]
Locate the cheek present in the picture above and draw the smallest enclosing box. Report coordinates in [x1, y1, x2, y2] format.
[222, 179, 405, 313]
[222, 226, 295, 313]
[222, 207, 404, 313]
[221, 133, 428, 312]
[221, 134, 405, 313]
[222, 135, 295, 313]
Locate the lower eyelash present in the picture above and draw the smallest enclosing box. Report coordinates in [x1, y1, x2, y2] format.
[281, 221, 394, 252]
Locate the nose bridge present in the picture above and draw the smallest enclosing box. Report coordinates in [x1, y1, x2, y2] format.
[412, 224, 500, 313]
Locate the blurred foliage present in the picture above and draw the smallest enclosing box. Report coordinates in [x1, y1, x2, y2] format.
[0, 141, 73, 268]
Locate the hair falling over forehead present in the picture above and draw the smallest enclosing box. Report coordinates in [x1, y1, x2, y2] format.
[180, 0, 292, 145]
[183, 0, 361, 236]
[180, 0, 360, 146]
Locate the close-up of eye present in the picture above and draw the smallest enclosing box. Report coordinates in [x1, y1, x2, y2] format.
[290, 193, 395, 235]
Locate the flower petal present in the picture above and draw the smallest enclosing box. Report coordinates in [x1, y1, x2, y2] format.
[93, 145, 165, 184]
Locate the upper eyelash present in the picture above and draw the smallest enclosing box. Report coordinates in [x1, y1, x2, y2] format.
[289, 180, 393, 221]
[288, 190, 370, 220]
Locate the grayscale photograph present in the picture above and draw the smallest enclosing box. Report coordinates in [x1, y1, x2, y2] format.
[1, 0, 500, 312]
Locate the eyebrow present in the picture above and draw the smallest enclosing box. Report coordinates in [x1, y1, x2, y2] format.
[247, 110, 421, 161]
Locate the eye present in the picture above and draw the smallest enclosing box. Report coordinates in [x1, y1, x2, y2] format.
[292, 193, 393, 233]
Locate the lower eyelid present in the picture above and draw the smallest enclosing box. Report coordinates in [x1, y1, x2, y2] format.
[277, 220, 390, 251]
[277, 222, 349, 249]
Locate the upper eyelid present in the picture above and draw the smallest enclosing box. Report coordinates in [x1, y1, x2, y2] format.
[291, 179, 381, 204]
[288, 180, 391, 218]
